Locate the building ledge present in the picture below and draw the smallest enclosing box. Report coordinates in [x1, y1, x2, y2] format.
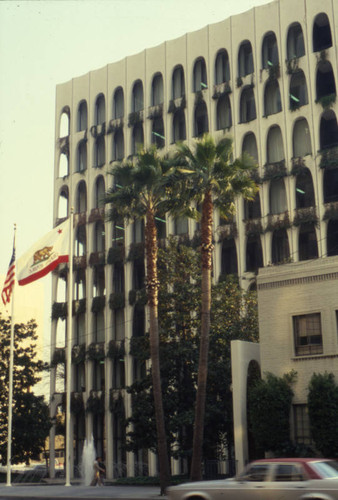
[292, 353, 338, 362]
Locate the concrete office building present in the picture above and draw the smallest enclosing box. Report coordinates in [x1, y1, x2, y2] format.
[50, 0, 338, 478]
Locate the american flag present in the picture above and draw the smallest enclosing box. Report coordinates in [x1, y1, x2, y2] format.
[2, 240, 16, 307]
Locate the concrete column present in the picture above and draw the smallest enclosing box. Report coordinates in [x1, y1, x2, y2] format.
[231, 340, 260, 474]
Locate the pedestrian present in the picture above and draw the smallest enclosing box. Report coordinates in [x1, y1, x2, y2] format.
[90, 456, 105, 486]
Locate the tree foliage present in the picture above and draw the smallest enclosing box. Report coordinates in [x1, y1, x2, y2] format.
[0, 314, 51, 465]
[248, 371, 296, 454]
[308, 372, 338, 458]
[125, 239, 258, 466]
[175, 134, 258, 480]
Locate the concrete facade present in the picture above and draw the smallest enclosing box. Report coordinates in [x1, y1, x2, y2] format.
[257, 256, 338, 422]
[51, 0, 338, 479]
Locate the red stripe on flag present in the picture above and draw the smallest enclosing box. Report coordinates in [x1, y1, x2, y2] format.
[18, 255, 69, 286]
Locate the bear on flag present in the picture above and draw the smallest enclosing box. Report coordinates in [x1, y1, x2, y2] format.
[17, 219, 70, 286]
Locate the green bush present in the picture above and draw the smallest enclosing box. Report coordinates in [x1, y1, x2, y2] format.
[308, 372, 338, 458]
[248, 371, 296, 454]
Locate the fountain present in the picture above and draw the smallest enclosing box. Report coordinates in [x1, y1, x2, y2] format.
[81, 435, 96, 485]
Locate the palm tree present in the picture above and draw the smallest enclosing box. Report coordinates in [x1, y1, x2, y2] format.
[104, 147, 181, 494]
[175, 134, 258, 481]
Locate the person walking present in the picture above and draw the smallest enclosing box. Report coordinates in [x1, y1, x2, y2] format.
[90, 457, 105, 486]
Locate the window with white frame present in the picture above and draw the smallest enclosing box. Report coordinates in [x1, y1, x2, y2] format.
[293, 313, 323, 356]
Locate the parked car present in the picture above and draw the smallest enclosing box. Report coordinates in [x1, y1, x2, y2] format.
[167, 458, 338, 500]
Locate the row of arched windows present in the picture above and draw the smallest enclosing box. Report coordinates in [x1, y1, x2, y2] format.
[221, 219, 338, 274]
[59, 13, 335, 139]
[57, 109, 338, 177]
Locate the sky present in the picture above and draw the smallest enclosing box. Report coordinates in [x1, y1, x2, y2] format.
[0, 0, 271, 344]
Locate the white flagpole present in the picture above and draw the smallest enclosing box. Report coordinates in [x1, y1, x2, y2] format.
[65, 210, 74, 486]
[6, 224, 16, 487]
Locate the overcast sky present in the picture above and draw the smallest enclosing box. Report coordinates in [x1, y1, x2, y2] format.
[0, 0, 271, 324]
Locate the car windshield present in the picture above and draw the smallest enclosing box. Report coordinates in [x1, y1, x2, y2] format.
[311, 461, 338, 479]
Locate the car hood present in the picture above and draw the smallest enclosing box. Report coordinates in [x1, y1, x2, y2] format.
[168, 479, 231, 491]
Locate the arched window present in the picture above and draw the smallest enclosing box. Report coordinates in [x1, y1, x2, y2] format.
[94, 136, 105, 167]
[271, 229, 290, 264]
[94, 221, 105, 253]
[295, 168, 315, 208]
[75, 226, 86, 257]
[172, 65, 185, 99]
[113, 129, 124, 161]
[298, 224, 318, 261]
[94, 176, 105, 209]
[267, 126, 284, 163]
[221, 239, 238, 276]
[193, 58, 208, 92]
[113, 262, 125, 294]
[113, 88, 124, 119]
[76, 181, 87, 213]
[262, 32, 279, 69]
[194, 101, 209, 137]
[59, 152, 69, 177]
[240, 87, 256, 123]
[133, 307, 145, 337]
[215, 49, 230, 84]
[174, 216, 188, 235]
[327, 221, 338, 257]
[242, 132, 258, 163]
[95, 94, 105, 125]
[264, 80, 282, 116]
[75, 270, 86, 300]
[132, 123, 144, 155]
[60, 110, 70, 138]
[244, 193, 261, 219]
[320, 110, 338, 149]
[289, 70, 308, 110]
[323, 169, 338, 204]
[287, 22, 305, 60]
[246, 235, 263, 272]
[152, 117, 165, 148]
[238, 41, 254, 78]
[132, 80, 144, 112]
[216, 94, 232, 130]
[316, 61, 336, 103]
[293, 118, 312, 157]
[313, 13, 332, 52]
[77, 101, 88, 131]
[133, 219, 144, 244]
[77, 140, 87, 172]
[270, 178, 287, 214]
[152, 73, 164, 106]
[172, 109, 186, 142]
[58, 187, 68, 220]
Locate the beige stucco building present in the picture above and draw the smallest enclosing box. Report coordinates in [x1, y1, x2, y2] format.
[258, 256, 338, 434]
[50, 0, 338, 479]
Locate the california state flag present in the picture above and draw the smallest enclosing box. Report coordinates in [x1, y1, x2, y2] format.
[17, 219, 70, 286]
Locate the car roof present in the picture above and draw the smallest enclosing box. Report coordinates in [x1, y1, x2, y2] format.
[251, 458, 333, 464]
[249, 458, 335, 479]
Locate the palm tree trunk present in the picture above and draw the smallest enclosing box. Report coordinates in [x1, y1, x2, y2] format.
[145, 207, 170, 494]
[190, 190, 213, 482]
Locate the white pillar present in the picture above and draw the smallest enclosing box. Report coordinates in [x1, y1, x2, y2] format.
[231, 340, 260, 474]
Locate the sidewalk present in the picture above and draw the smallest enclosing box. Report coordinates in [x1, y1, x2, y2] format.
[0, 483, 165, 500]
